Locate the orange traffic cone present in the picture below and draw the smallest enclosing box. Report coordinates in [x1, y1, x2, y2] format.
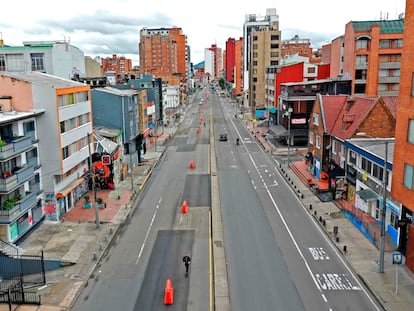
[189, 160, 195, 169]
[182, 200, 188, 214]
[164, 279, 174, 305]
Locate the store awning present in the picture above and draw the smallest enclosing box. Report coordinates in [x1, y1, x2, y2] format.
[356, 189, 379, 202]
[56, 178, 85, 198]
[268, 125, 288, 137]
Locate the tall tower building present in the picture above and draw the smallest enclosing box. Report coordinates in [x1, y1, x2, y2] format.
[204, 44, 222, 81]
[243, 8, 281, 114]
[225, 37, 244, 96]
[225, 38, 236, 82]
[391, 3, 414, 272]
[139, 27, 188, 88]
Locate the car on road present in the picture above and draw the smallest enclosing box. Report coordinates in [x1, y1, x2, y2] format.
[219, 133, 228, 141]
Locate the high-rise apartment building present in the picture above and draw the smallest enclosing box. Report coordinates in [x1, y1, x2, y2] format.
[204, 44, 222, 81]
[243, 8, 281, 113]
[225, 38, 236, 83]
[330, 19, 404, 96]
[391, 2, 414, 272]
[139, 27, 188, 89]
[225, 37, 244, 96]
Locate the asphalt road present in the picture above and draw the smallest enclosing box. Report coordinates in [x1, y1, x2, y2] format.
[211, 91, 382, 311]
[71, 91, 211, 311]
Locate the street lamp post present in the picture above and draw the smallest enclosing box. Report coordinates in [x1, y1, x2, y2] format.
[356, 133, 388, 273]
[287, 108, 293, 168]
[87, 133, 100, 229]
[379, 140, 388, 273]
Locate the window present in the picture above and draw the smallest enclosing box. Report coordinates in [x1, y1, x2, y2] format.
[5, 54, 24, 71]
[412, 73, 414, 96]
[271, 35, 279, 40]
[68, 94, 74, 105]
[62, 146, 69, 159]
[0, 55, 5, 70]
[356, 39, 368, 49]
[349, 151, 357, 165]
[361, 157, 372, 174]
[316, 135, 321, 149]
[331, 140, 337, 155]
[356, 55, 368, 66]
[78, 115, 84, 127]
[69, 118, 76, 130]
[31, 53, 45, 71]
[404, 164, 414, 190]
[379, 69, 388, 77]
[380, 40, 391, 48]
[308, 67, 315, 74]
[372, 163, 384, 181]
[60, 121, 66, 133]
[313, 113, 319, 126]
[409, 119, 414, 144]
[395, 39, 403, 48]
[270, 44, 279, 49]
[309, 132, 314, 145]
[69, 142, 78, 154]
[79, 136, 88, 149]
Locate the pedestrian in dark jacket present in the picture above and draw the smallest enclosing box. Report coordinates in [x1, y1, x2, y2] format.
[183, 252, 191, 273]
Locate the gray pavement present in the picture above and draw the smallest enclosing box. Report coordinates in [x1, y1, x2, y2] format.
[245, 113, 414, 311]
[2, 107, 414, 311]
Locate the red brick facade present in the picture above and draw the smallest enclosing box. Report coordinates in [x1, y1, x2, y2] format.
[392, 0, 414, 272]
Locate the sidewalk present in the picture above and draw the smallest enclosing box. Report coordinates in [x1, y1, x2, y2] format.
[0, 128, 174, 311]
[245, 115, 414, 311]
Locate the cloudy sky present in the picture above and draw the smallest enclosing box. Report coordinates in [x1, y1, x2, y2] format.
[0, 0, 406, 67]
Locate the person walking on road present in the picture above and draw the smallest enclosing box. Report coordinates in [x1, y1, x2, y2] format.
[183, 252, 191, 274]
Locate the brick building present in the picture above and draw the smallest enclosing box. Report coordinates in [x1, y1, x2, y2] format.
[330, 19, 404, 96]
[101, 54, 133, 84]
[392, 1, 414, 272]
[281, 34, 313, 59]
[139, 27, 188, 88]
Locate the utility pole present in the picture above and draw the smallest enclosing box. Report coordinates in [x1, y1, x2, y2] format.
[88, 133, 100, 228]
[129, 142, 134, 196]
[287, 107, 293, 168]
[379, 140, 388, 273]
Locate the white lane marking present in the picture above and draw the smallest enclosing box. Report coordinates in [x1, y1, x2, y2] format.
[315, 273, 361, 291]
[243, 152, 380, 310]
[135, 200, 160, 265]
[309, 247, 330, 260]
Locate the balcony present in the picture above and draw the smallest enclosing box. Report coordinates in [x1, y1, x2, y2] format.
[378, 76, 400, 84]
[0, 136, 33, 160]
[0, 164, 35, 192]
[379, 62, 400, 69]
[0, 192, 37, 223]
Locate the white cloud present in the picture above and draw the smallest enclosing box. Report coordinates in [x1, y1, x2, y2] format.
[0, 0, 406, 67]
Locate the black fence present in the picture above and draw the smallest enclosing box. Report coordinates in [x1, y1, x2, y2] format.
[0, 251, 45, 306]
[0, 289, 41, 305]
